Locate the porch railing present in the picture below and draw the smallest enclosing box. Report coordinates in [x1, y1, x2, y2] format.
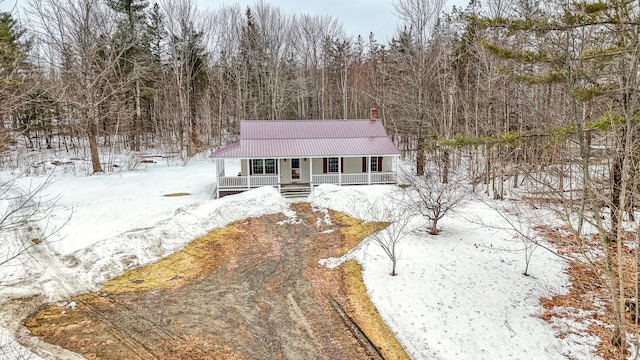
[218, 175, 278, 189]
[313, 174, 339, 185]
[218, 172, 396, 191]
[312, 172, 396, 186]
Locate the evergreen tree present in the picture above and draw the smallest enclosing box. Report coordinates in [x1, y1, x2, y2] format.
[472, 0, 640, 349]
[0, 12, 29, 118]
[107, 0, 151, 151]
[167, 12, 208, 155]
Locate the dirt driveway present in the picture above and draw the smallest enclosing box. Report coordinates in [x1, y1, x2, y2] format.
[23, 203, 389, 359]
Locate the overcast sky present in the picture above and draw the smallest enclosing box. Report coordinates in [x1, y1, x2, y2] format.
[1, 0, 470, 42]
[209, 0, 395, 39]
[202, 0, 470, 42]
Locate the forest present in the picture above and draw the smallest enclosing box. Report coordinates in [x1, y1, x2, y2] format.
[1, 0, 640, 357]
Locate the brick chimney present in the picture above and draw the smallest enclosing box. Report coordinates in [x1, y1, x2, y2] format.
[370, 107, 378, 121]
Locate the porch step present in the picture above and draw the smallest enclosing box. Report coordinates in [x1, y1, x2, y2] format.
[280, 185, 311, 199]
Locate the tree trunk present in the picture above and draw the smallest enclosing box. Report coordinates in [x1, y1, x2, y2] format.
[442, 149, 450, 184]
[416, 130, 425, 176]
[134, 78, 141, 152]
[391, 258, 397, 276]
[485, 145, 491, 196]
[430, 219, 439, 235]
[188, 79, 200, 157]
[88, 122, 103, 173]
[636, 227, 640, 324]
[610, 129, 625, 239]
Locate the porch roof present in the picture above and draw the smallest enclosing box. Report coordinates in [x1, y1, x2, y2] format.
[211, 119, 401, 159]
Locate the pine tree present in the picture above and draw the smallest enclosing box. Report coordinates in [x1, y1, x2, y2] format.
[472, 0, 640, 349]
[0, 12, 28, 118]
[107, 0, 151, 151]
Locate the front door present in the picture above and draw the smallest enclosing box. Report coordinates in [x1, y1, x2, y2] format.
[290, 158, 301, 182]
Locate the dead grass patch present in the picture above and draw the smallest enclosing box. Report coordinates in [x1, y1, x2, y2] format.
[163, 192, 190, 197]
[25, 226, 247, 355]
[331, 210, 386, 255]
[537, 225, 640, 359]
[25, 293, 120, 354]
[102, 226, 242, 294]
[341, 260, 410, 360]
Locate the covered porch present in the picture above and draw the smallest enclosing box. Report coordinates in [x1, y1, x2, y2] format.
[213, 156, 397, 198]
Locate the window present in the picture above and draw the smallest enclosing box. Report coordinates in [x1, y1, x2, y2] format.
[370, 157, 379, 172]
[250, 159, 277, 175]
[291, 158, 300, 168]
[264, 159, 276, 174]
[324, 157, 342, 173]
[251, 159, 263, 175]
[363, 157, 383, 172]
[327, 157, 339, 173]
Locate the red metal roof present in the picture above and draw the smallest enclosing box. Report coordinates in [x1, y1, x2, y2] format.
[211, 119, 400, 158]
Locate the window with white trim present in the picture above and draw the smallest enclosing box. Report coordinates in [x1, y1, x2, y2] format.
[370, 157, 380, 172]
[328, 157, 339, 173]
[251, 159, 277, 175]
[265, 159, 276, 174]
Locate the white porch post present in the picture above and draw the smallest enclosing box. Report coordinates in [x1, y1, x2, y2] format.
[367, 156, 371, 185]
[277, 159, 281, 192]
[246, 159, 251, 189]
[309, 157, 314, 196]
[338, 157, 342, 185]
[215, 159, 221, 198]
[394, 156, 398, 184]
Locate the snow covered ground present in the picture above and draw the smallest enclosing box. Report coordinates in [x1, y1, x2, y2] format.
[0, 158, 597, 359]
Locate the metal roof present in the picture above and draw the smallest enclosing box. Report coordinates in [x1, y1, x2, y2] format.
[241, 119, 389, 139]
[211, 119, 400, 158]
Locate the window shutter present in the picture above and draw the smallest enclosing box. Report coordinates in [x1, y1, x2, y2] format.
[323, 158, 327, 173]
[362, 157, 366, 172]
[341, 158, 344, 173]
[275, 159, 279, 175]
[249, 160, 253, 175]
[378, 157, 383, 172]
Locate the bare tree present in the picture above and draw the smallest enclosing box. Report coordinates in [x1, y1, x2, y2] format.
[0, 170, 63, 283]
[28, 0, 134, 173]
[356, 199, 415, 276]
[161, 0, 210, 157]
[291, 13, 344, 120]
[402, 169, 468, 235]
[0, 335, 37, 360]
[0, 169, 66, 359]
[475, 196, 570, 276]
[388, 0, 446, 176]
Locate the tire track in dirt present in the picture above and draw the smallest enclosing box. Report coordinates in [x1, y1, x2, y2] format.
[24, 204, 376, 359]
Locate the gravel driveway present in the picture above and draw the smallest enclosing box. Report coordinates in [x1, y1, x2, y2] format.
[24, 203, 377, 359]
